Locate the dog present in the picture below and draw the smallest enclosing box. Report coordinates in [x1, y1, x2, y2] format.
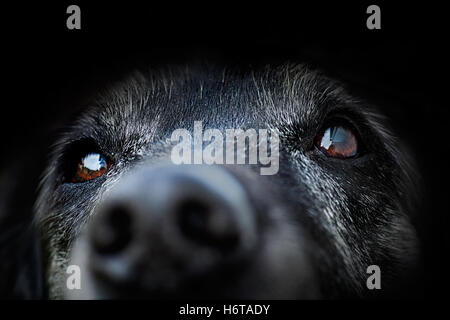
[6, 62, 422, 299]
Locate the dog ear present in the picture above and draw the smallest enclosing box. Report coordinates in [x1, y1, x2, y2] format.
[0, 153, 45, 299]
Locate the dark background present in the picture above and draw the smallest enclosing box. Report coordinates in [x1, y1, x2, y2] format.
[1, 1, 447, 299]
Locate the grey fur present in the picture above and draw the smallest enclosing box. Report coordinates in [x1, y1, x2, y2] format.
[35, 63, 420, 299]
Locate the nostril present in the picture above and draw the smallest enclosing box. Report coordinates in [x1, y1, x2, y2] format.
[176, 198, 239, 253]
[92, 205, 133, 255]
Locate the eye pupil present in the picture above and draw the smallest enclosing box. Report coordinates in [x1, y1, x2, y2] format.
[73, 153, 109, 182]
[316, 125, 358, 158]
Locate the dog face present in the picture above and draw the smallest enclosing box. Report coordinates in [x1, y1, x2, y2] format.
[35, 63, 420, 299]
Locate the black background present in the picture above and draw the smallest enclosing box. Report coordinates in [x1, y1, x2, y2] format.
[1, 1, 447, 302]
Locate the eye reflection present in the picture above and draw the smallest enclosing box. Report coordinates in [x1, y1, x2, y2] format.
[73, 153, 109, 182]
[316, 126, 358, 158]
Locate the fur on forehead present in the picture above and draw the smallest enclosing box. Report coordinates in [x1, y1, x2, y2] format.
[71, 62, 376, 132]
[47, 62, 419, 215]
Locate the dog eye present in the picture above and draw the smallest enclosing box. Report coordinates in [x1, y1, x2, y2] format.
[315, 125, 358, 158]
[73, 153, 109, 182]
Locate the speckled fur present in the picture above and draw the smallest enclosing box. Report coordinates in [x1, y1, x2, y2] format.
[35, 63, 420, 299]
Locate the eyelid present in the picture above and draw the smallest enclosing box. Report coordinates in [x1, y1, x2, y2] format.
[320, 108, 369, 138]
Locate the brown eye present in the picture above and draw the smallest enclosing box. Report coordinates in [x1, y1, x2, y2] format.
[73, 153, 109, 182]
[315, 125, 358, 158]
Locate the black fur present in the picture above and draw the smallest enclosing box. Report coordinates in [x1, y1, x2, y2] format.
[1, 63, 422, 299]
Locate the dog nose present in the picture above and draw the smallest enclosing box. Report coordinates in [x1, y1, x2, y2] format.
[92, 166, 254, 255]
[87, 165, 257, 293]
